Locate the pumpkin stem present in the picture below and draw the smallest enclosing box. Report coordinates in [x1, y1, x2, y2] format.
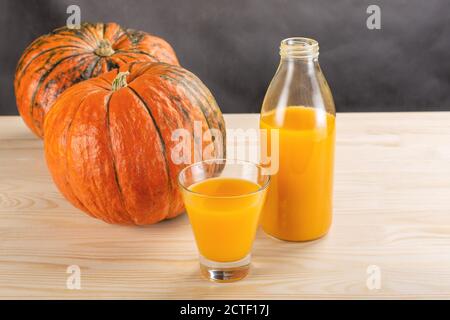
[111, 71, 130, 91]
[95, 39, 115, 57]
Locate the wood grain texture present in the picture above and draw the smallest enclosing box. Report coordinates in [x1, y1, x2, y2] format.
[1, 113, 450, 299]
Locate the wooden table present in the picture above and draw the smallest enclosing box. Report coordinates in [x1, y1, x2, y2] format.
[1, 113, 450, 299]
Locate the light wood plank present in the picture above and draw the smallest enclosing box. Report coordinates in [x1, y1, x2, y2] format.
[0, 113, 450, 299]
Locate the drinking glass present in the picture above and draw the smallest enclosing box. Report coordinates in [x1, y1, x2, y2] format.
[178, 159, 270, 282]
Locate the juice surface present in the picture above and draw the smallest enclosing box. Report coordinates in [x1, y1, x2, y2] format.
[182, 177, 266, 262]
[260, 106, 335, 241]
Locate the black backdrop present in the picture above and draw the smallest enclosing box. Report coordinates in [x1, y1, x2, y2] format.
[1, 0, 449, 115]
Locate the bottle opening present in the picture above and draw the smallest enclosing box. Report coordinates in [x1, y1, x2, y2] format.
[280, 37, 319, 59]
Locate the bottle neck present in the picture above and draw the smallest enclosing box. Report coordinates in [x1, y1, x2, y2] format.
[280, 56, 318, 65]
[279, 37, 319, 61]
[260, 37, 335, 116]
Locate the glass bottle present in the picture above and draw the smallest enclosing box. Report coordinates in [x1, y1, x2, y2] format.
[260, 37, 336, 241]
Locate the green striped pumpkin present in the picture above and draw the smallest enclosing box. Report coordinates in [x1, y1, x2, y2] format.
[14, 22, 179, 138]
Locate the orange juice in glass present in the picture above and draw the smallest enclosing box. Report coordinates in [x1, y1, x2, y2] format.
[178, 159, 269, 282]
[260, 37, 336, 241]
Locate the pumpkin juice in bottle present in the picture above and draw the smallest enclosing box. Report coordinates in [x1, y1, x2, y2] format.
[260, 38, 336, 241]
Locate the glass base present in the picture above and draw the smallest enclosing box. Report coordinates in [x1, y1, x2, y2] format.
[199, 254, 251, 283]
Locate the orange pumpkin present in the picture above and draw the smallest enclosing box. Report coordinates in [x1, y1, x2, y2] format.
[44, 62, 226, 225]
[15, 22, 179, 138]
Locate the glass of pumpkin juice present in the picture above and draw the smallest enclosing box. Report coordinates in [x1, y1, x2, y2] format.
[178, 159, 270, 282]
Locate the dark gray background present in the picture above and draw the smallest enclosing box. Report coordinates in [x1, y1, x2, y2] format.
[1, 0, 449, 114]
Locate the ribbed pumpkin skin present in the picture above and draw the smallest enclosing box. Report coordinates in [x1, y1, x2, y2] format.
[44, 62, 226, 225]
[15, 22, 179, 138]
